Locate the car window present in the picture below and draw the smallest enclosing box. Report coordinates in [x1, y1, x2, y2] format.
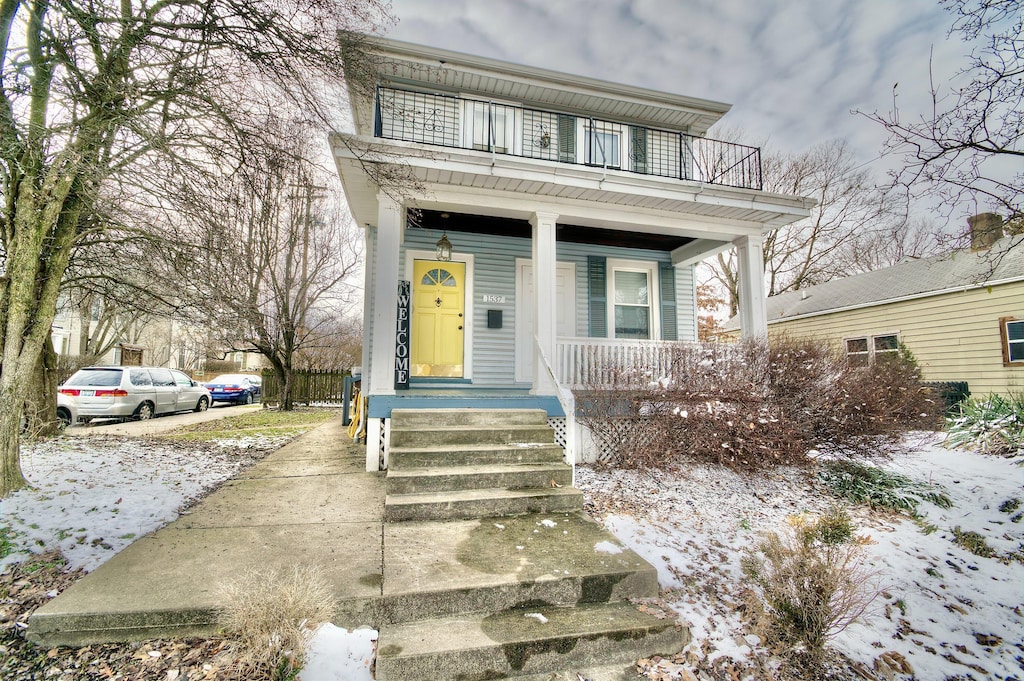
[149, 368, 175, 387]
[65, 368, 123, 387]
[129, 369, 153, 386]
[171, 370, 193, 387]
[129, 368, 152, 385]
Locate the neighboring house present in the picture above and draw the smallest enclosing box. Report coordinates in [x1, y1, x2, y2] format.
[332, 38, 813, 470]
[724, 214, 1024, 396]
[51, 302, 262, 374]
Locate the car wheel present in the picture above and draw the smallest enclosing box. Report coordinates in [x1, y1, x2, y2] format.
[243, 392, 253, 405]
[134, 402, 154, 421]
[195, 396, 209, 413]
[56, 408, 72, 429]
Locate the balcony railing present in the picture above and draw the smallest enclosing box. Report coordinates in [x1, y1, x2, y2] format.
[374, 86, 763, 191]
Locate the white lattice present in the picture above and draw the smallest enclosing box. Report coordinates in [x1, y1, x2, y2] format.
[548, 417, 568, 450]
[379, 418, 389, 470]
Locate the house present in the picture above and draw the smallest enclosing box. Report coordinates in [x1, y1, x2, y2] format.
[331, 38, 814, 471]
[50, 298, 262, 375]
[728, 213, 1024, 396]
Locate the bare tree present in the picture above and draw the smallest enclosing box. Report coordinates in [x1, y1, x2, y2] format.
[160, 128, 360, 410]
[293, 316, 363, 371]
[0, 0, 392, 495]
[860, 0, 1022, 220]
[708, 139, 901, 316]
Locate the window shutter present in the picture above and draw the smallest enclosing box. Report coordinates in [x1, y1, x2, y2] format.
[631, 127, 647, 174]
[659, 262, 677, 341]
[558, 114, 576, 163]
[588, 256, 607, 337]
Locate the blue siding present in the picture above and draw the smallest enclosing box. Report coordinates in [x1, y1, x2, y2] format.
[399, 228, 693, 386]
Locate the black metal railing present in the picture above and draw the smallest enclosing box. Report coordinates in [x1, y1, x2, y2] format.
[374, 86, 762, 191]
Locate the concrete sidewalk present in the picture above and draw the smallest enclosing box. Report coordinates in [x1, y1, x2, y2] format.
[65, 403, 265, 438]
[28, 420, 385, 646]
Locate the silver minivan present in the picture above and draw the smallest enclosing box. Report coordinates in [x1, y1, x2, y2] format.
[59, 366, 211, 423]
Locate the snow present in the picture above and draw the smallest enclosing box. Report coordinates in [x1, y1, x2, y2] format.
[4, 429, 1021, 680]
[0, 433, 375, 677]
[577, 435, 1024, 680]
[299, 624, 376, 681]
[525, 612, 550, 624]
[593, 540, 624, 555]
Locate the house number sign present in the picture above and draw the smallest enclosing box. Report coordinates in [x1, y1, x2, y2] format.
[395, 280, 410, 390]
[482, 294, 505, 304]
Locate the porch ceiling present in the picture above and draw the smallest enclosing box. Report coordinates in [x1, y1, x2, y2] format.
[332, 135, 814, 241]
[411, 210, 693, 251]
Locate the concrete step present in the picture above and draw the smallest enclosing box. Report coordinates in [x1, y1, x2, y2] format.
[375, 601, 689, 681]
[388, 443, 565, 469]
[385, 487, 583, 522]
[391, 408, 549, 428]
[390, 424, 555, 448]
[386, 463, 573, 495]
[380, 513, 660, 624]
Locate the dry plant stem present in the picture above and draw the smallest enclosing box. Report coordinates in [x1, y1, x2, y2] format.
[219, 566, 336, 680]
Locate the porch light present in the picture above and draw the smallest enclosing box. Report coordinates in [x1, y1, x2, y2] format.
[436, 213, 453, 261]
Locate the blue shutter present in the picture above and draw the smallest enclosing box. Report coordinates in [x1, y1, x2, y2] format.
[588, 256, 607, 338]
[558, 114, 576, 163]
[660, 262, 677, 341]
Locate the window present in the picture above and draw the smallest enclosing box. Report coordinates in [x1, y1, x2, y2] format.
[607, 260, 660, 340]
[1000, 317, 1024, 365]
[846, 337, 869, 367]
[845, 333, 900, 367]
[582, 120, 624, 168]
[465, 100, 516, 153]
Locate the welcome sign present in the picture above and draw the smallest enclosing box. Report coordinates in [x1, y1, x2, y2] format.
[395, 280, 411, 390]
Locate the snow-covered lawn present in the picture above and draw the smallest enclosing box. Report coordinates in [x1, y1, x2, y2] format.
[0, 432, 374, 681]
[577, 434, 1024, 680]
[3, 431, 1020, 680]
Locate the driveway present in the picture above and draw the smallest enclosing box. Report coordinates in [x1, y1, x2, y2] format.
[65, 403, 264, 437]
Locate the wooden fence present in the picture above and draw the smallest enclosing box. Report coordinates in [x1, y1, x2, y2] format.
[260, 369, 351, 406]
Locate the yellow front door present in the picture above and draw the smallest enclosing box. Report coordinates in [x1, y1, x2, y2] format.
[412, 260, 465, 377]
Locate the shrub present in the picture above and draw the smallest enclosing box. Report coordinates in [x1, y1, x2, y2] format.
[741, 508, 879, 664]
[219, 566, 335, 680]
[818, 460, 952, 514]
[945, 392, 1024, 457]
[574, 336, 943, 471]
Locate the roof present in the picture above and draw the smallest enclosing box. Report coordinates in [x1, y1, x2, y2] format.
[347, 36, 732, 137]
[726, 235, 1024, 329]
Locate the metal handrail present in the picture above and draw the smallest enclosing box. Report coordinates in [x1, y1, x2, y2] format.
[374, 85, 763, 191]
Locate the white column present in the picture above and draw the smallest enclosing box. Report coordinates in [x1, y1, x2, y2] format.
[734, 234, 767, 338]
[360, 225, 376, 387]
[530, 211, 559, 393]
[368, 196, 403, 395]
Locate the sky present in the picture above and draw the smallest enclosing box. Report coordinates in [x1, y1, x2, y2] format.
[383, 0, 972, 187]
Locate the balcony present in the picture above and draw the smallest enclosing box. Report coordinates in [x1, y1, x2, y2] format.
[374, 86, 763, 191]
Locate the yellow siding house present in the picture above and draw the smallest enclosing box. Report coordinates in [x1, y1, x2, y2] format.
[739, 228, 1024, 397]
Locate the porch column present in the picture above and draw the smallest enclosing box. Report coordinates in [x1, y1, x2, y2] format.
[530, 211, 559, 393]
[734, 234, 767, 338]
[368, 196, 403, 395]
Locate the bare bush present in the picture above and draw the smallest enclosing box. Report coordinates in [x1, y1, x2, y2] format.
[219, 567, 336, 680]
[574, 337, 942, 471]
[741, 507, 880, 664]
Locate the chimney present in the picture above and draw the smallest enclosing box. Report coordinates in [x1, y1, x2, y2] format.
[968, 213, 1004, 250]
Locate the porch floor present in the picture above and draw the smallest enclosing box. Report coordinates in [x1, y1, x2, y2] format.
[367, 386, 564, 418]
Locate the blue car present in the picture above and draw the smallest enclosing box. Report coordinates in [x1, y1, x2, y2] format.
[204, 374, 260, 405]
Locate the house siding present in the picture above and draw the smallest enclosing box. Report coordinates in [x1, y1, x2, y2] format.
[767, 281, 1024, 396]
[400, 228, 686, 385]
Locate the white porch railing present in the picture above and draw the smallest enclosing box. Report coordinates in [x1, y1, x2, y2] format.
[535, 337, 577, 482]
[555, 337, 690, 389]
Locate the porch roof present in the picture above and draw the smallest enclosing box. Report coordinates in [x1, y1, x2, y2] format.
[332, 134, 814, 247]
[347, 36, 732, 137]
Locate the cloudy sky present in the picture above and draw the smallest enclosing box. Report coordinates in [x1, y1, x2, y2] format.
[383, 0, 973, 183]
